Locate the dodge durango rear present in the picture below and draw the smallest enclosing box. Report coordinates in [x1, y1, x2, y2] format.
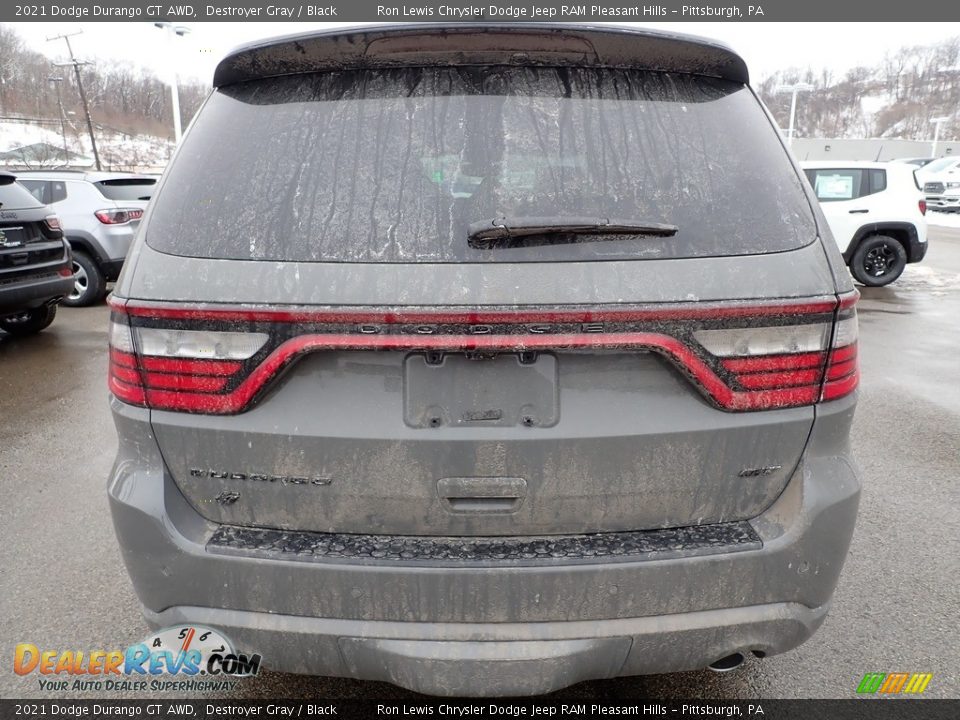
[106, 24, 862, 697]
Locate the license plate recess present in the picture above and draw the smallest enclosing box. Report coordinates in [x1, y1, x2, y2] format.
[404, 353, 558, 429]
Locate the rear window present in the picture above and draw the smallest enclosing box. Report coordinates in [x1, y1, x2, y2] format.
[147, 67, 816, 263]
[0, 178, 44, 210]
[95, 178, 156, 201]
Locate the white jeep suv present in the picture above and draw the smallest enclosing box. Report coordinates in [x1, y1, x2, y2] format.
[801, 161, 928, 286]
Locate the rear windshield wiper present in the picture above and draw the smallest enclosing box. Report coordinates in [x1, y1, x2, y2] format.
[467, 216, 678, 246]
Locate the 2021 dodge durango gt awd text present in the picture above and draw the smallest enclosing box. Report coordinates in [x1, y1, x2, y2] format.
[106, 25, 862, 697]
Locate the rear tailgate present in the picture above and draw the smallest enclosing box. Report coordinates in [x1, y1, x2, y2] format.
[0, 179, 64, 283]
[113, 62, 853, 536]
[113, 242, 850, 536]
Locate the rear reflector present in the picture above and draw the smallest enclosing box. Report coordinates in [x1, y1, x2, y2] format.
[108, 292, 859, 414]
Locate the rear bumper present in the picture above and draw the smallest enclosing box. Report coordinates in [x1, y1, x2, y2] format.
[145, 601, 828, 696]
[108, 395, 861, 695]
[0, 269, 74, 314]
[908, 232, 929, 262]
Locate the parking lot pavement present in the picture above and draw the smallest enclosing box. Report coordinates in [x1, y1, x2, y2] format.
[1, 227, 958, 700]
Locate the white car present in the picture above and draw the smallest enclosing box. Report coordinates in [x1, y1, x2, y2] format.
[916, 157, 960, 213]
[801, 161, 928, 286]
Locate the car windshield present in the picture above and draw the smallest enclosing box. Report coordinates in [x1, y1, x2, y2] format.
[147, 66, 816, 263]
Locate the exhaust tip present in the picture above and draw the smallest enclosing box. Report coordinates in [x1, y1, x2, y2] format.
[707, 652, 745, 673]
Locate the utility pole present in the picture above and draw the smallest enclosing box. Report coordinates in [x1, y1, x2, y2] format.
[47, 31, 101, 170]
[48, 77, 70, 166]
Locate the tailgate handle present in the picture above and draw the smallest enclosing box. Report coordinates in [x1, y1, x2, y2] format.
[437, 477, 526, 514]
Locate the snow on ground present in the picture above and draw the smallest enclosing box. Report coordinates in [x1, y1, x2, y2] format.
[0, 121, 66, 150]
[927, 212, 960, 228]
[861, 93, 894, 123]
[0, 119, 173, 171]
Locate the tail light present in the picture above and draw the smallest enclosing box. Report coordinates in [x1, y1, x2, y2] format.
[821, 317, 859, 401]
[43, 215, 62, 232]
[919, 199, 927, 216]
[109, 292, 858, 415]
[108, 320, 268, 412]
[95, 208, 144, 225]
[694, 306, 859, 409]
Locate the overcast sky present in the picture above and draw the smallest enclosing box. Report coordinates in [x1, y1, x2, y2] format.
[9, 22, 959, 86]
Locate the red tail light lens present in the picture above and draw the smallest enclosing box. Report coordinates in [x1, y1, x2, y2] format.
[821, 316, 859, 401]
[708, 312, 858, 408]
[108, 293, 859, 415]
[107, 318, 267, 412]
[919, 199, 927, 216]
[95, 208, 144, 225]
[43, 215, 62, 232]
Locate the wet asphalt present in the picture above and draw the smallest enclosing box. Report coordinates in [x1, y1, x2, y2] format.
[1, 226, 958, 701]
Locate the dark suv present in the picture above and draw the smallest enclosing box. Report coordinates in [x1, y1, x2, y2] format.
[0, 171, 73, 336]
[107, 25, 862, 696]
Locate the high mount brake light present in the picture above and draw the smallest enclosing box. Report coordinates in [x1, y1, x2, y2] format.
[108, 294, 859, 415]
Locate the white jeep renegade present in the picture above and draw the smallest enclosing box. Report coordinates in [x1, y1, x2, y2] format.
[802, 161, 928, 286]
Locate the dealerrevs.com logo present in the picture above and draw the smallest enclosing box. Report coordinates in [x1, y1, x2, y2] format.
[14, 626, 261, 692]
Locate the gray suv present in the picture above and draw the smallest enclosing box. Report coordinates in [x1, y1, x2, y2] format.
[107, 25, 862, 696]
[18, 171, 155, 306]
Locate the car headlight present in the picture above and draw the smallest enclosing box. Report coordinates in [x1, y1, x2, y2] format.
[946, 181, 960, 189]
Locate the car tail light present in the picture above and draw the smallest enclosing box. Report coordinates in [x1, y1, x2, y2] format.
[919, 199, 927, 215]
[108, 318, 268, 412]
[43, 215, 62, 231]
[821, 317, 859, 401]
[109, 292, 858, 415]
[698, 323, 831, 410]
[95, 208, 144, 225]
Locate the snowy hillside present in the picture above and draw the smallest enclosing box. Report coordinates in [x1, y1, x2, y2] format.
[0, 119, 173, 172]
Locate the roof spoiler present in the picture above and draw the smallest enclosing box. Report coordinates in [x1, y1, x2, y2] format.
[213, 23, 749, 88]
